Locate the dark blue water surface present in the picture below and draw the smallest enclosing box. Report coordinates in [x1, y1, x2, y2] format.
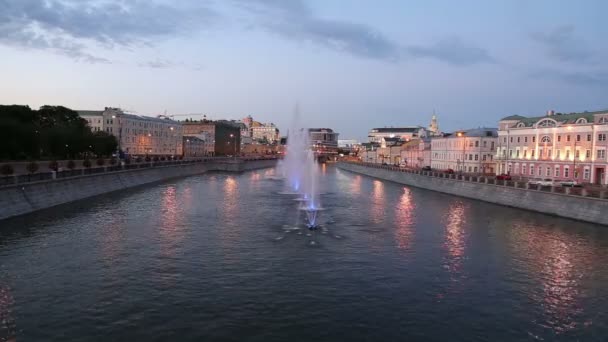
[1, 165, 608, 341]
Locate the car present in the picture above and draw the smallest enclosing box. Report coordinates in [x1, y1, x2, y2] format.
[496, 173, 512, 181]
[444, 168, 455, 174]
[537, 178, 555, 187]
[560, 180, 582, 187]
[421, 166, 432, 171]
[527, 178, 542, 186]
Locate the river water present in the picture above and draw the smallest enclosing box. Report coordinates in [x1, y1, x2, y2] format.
[1, 165, 607, 341]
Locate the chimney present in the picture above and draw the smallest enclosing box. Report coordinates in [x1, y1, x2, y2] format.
[547, 110, 555, 116]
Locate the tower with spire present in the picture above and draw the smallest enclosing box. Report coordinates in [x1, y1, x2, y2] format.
[428, 111, 439, 136]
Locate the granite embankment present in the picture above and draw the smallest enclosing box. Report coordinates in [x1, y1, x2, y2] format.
[337, 162, 608, 226]
[0, 159, 276, 221]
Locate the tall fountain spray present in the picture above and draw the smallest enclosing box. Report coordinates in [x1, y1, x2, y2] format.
[283, 106, 321, 229]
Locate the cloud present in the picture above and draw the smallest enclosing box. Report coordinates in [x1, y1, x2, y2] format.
[406, 37, 495, 66]
[530, 68, 608, 87]
[531, 25, 590, 63]
[0, 0, 217, 63]
[234, 0, 493, 66]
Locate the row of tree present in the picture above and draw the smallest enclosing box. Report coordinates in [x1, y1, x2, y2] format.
[0, 105, 117, 161]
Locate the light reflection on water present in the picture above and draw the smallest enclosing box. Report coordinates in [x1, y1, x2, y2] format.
[394, 187, 414, 250]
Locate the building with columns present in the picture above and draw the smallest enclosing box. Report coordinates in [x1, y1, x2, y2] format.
[497, 110, 608, 185]
[430, 128, 498, 174]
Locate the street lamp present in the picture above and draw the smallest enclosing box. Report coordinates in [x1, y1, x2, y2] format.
[457, 132, 465, 174]
[229, 133, 237, 159]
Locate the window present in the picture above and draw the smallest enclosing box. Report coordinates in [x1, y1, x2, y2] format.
[556, 150, 560, 159]
[508, 164, 512, 173]
[575, 150, 580, 158]
[567, 135, 571, 142]
[564, 167, 569, 178]
[539, 147, 544, 157]
[503, 137, 507, 143]
[586, 150, 591, 158]
[600, 117, 608, 124]
[557, 135, 561, 142]
[584, 169, 590, 180]
[531, 150, 535, 157]
[468, 166, 472, 172]
[530, 165, 535, 175]
[576, 118, 588, 124]
[474, 167, 478, 173]
[524, 137, 528, 143]
[548, 149, 552, 158]
[524, 150, 527, 158]
[546, 167, 551, 177]
[491, 142, 495, 149]
[599, 134, 607, 141]
[517, 137, 520, 143]
[474, 154, 479, 161]
[566, 150, 571, 159]
[516, 150, 520, 157]
[537, 119, 557, 127]
[555, 167, 560, 177]
[537, 166, 542, 176]
[483, 141, 487, 147]
[587, 134, 592, 141]
[510, 137, 513, 143]
[576, 134, 581, 142]
[469, 154, 473, 160]
[522, 165, 527, 175]
[532, 136, 536, 143]
[598, 150, 606, 159]
[517, 122, 525, 128]
[541, 136, 551, 143]
[509, 150, 513, 157]
[475, 141, 479, 147]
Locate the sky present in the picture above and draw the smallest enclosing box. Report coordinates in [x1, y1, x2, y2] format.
[1, 0, 607, 140]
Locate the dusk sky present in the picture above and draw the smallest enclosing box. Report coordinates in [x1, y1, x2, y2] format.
[1, 0, 607, 140]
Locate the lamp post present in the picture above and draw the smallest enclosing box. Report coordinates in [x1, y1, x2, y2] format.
[457, 132, 465, 174]
[229, 133, 236, 159]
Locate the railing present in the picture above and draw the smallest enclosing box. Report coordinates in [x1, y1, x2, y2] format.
[0, 156, 279, 187]
[342, 161, 607, 201]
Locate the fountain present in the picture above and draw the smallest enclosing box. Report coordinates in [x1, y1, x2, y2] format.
[283, 107, 322, 230]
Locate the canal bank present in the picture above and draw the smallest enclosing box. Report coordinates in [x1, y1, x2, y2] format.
[337, 162, 608, 226]
[0, 159, 277, 221]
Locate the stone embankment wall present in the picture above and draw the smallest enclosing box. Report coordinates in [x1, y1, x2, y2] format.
[0, 159, 276, 221]
[337, 162, 608, 226]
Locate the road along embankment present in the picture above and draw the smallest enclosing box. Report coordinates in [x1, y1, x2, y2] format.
[0, 159, 276, 221]
[337, 162, 608, 226]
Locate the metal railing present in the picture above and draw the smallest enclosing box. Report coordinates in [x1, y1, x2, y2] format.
[0, 156, 279, 187]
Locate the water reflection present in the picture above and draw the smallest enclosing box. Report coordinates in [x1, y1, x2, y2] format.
[158, 185, 185, 288]
[218, 177, 241, 259]
[370, 180, 385, 224]
[350, 175, 362, 195]
[443, 201, 467, 285]
[509, 222, 592, 335]
[394, 187, 414, 250]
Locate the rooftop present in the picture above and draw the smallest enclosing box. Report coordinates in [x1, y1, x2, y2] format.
[501, 110, 608, 127]
[370, 127, 421, 133]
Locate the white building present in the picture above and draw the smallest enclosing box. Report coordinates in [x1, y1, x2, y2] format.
[496, 110, 608, 185]
[431, 128, 498, 174]
[78, 107, 183, 156]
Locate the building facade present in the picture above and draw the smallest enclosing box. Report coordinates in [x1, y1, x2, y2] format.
[251, 124, 280, 143]
[183, 132, 215, 157]
[182, 120, 241, 156]
[430, 128, 498, 174]
[368, 127, 427, 143]
[78, 108, 183, 156]
[400, 138, 431, 168]
[497, 110, 608, 185]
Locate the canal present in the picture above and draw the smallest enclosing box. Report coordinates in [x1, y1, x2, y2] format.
[1, 165, 608, 341]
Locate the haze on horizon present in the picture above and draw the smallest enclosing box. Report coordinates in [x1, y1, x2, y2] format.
[1, 0, 606, 140]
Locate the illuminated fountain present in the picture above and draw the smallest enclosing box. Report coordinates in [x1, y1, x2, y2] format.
[283, 107, 322, 230]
